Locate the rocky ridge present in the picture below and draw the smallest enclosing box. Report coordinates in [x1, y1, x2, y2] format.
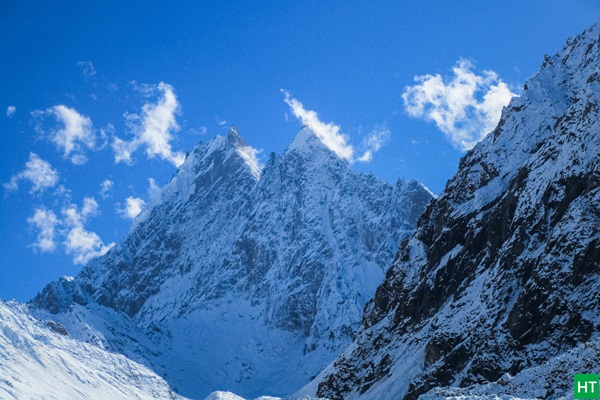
[31, 127, 433, 399]
[314, 21, 600, 400]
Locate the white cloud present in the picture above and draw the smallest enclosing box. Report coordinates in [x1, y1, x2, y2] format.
[129, 80, 156, 97]
[6, 105, 15, 117]
[112, 82, 185, 167]
[190, 126, 207, 136]
[282, 91, 387, 163]
[112, 136, 133, 164]
[27, 207, 59, 252]
[215, 116, 228, 126]
[4, 153, 59, 193]
[33, 105, 97, 165]
[99, 179, 114, 200]
[26, 197, 113, 264]
[61, 197, 114, 265]
[53, 184, 72, 200]
[402, 59, 516, 151]
[116, 196, 146, 219]
[81, 196, 99, 219]
[77, 61, 96, 77]
[357, 126, 391, 163]
[95, 124, 113, 150]
[282, 91, 355, 161]
[61, 197, 98, 227]
[64, 226, 113, 265]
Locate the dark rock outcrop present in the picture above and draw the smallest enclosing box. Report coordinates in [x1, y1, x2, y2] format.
[316, 21, 600, 400]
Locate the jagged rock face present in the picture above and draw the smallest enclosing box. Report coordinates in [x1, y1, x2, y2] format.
[32, 127, 433, 398]
[421, 336, 600, 400]
[34, 132, 259, 320]
[316, 22, 600, 400]
[80, 132, 259, 319]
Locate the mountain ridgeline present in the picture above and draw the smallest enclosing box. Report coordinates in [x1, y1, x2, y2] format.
[30, 127, 433, 398]
[18, 20, 600, 400]
[313, 21, 600, 400]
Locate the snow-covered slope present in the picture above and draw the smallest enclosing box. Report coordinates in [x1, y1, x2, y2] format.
[314, 21, 600, 400]
[31, 127, 433, 399]
[0, 300, 182, 400]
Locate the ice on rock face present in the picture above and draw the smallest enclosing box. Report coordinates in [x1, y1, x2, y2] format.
[31, 126, 433, 399]
[313, 21, 600, 400]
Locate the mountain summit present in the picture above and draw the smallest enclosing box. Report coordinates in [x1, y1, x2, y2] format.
[31, 127, 433, 398]
[314, 21, 600, 400]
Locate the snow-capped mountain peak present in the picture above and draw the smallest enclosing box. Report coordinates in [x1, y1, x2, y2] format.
[134, 127, 261, 228]
[31, 126, 433, 399]
[286, 127, 331, 154]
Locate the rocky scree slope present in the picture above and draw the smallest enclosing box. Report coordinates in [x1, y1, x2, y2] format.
[31, 127, 433, 398]
[315, 21, 600, 400]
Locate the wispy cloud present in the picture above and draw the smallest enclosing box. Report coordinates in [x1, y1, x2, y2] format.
[215, 116, 228, 126]
[61, 197, 114, 264]
[128, 80, 156, 96]
[357, 126, 391, 163]
[99, 179, 114, 200]
[77, 61, 96, 77]
[106, 83, 118, 93]
[402, 59, 516, 151]
[27, 197, 114, 264]
[33, 105, 98, 165]
[112, 82, 185, 167]
[236, 144, 263, 180]
[6, 105, 16, 117]
[27, 207, 59, 252]
[282, 90, 388, 163]
[116, 196, 146, 219]
[4, 153, 59, 193]
[53, 184, 72, 200]
[190, 126, 207, 136]
[283, 90, 354, 161]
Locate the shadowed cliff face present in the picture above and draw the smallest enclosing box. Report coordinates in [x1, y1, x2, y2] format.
[31, 127, 433, 399]
[317, 22, 600, 400]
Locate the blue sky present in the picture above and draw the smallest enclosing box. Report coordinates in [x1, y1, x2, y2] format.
[1, 1, 599, 301]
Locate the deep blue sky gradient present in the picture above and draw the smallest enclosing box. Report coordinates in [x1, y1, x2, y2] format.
[1, 1, 599, 301]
